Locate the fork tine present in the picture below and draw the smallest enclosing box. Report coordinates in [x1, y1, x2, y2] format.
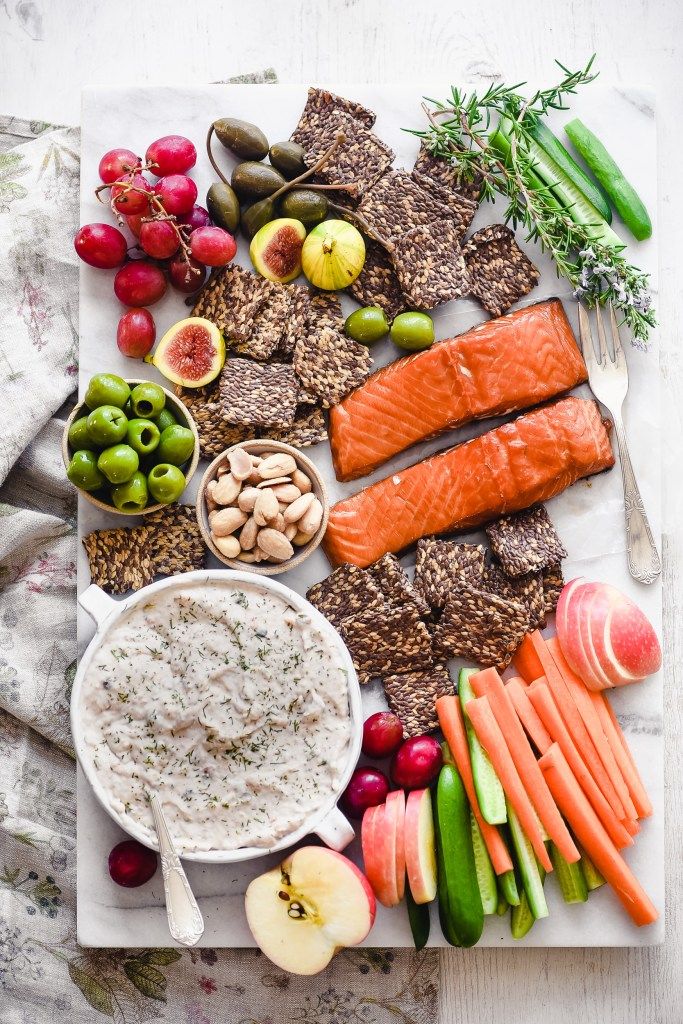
[577, 303, 597, 369]
[608, 301, 625, 370]
[594, 303, 611, 365]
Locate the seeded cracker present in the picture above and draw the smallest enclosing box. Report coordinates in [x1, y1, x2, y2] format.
[309, 291, 345, 331]
[387, 220, 470, 309]
[382, 664, 454, 736]
[367, 553, 431, 618]
[463, 225, 540, 317]
[218, 358, 299, 429]
[486, 505, 568, 577]
[411, 171, 478, 240]
[293, 325, 371, 407]
[432, 584, 530, 668]
[277, 285, 311, 359]
[272, 405, 328, 448]
[144, 505, 205, 577]
[348, 240, 408, 321]
[291, 87, 376, 151]
[542, 563, 565, 615]
[307, 564, 387, 632]
[483, 564, 546, 631]
[412, 142, 484, 203]
[231, 278, 289, 361]
[413, 538, 487, 611]
[191, 264, 267, 343]
[357, 169, 473, 241]
[339, 603, 434, 676]
[302, 111, 395, 202]
[174, 383, 254, 459]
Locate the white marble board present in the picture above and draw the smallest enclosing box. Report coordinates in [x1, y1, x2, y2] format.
[77, 84, 662, 947]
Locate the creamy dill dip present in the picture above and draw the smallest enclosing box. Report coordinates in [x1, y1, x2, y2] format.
[79, 580, 352, 853]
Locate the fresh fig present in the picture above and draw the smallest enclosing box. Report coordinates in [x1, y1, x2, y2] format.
[301, 219, 366, 291]
[241, 198, 276, 239]
[250, 218, 306, 284]
[145, 316, 225, 388]
[212, 118, 269, 160]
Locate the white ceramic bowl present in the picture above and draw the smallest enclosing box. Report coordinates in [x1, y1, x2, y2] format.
[72, 570, 362, 863]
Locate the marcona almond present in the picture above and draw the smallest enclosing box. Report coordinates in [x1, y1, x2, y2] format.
[291, 469, 312, 494]
[205, 479, 218, 511]
[228, 447, 253, 481]
[258, 528, 294, 561]
[247, 467, 262, 485]
[239, 516, 259, 550]
[211, 507, 248, 537]
[213, 473, 242, 505]
[256, 476, 291, 489]
[298, 497, 323, 535]
[273, 512, 286, 532]
[284, 522, 298, 541]
[253, 488, 279, 526]
[271, 483, 301, 504]
[237, 486, 260, 512]
[236, 549, 258, 563]
[250, 454, 262, 466]
[214, 535, 241, 559]
[258, 453, 297, 479]
[216, 462, 229, 477]
[293, 529, 316, 546]
[284, 491, 315, 524]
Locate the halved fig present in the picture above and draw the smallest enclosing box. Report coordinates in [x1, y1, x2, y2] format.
[249, 217, 306, 283]
[146, 316, 224, 388]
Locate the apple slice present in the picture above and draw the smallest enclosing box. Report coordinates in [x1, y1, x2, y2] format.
[245, 846, 376, 976]
[404, 788, 437, 904]
[556, 577, 588, 644]
[361, 804, 398, 907]
[588, 583, 661, 685]
[576, 585, 616, 690]
[384, 789, 406, 901]
[558, 582, 610, 690]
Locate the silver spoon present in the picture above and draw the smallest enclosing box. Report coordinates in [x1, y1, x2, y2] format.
[148, 791, 204, 947]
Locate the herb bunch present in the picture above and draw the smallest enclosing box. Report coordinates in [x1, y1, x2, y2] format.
[415, 57, 655, 345]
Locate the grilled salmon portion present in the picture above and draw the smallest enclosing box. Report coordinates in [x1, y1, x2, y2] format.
[323, 397, 614, 567]
[329, 299, 587, 481]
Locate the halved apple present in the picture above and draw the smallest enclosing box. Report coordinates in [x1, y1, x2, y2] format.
[555, 577, 587, 643]
[587, 583, 661, 685]
[404, 788, 437, 904]
[558, 581, 609, 691]
[384, 789, 406, 902]
[245, 846, 376, 976]
[575, 585, 616, 690]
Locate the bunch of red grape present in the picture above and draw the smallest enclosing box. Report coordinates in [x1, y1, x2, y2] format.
[74, 135, 237, 358]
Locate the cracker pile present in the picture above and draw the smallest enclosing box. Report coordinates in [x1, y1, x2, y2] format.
[82, 505, 205, 595]
[307, 554, 453, 736]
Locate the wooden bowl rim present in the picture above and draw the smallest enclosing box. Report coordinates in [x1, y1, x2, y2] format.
[196, 439, 330, 576]
[62, 378, 200, 516]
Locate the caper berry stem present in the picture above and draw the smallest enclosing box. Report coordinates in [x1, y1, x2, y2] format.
[205, 125, 231, 187]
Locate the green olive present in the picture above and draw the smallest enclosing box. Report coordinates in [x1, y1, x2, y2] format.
[206, 182, 241, 233]
[279, 188, 328, 228]
[231, 161, 285, 201]
[111, 471, 149, 513]
[390, 311, 435, 352]
[67, 450, 105, 492]
[213, 118, 269, 161]
[130, 382, 165, 419]
[154, 408, 177, 433]
[84, 373, 130, 411]
[97, 444, 139, 485]
[345, 306, 390, 345]
[126, 418, 160, 456]
[268, 141, 307, 179]
[68, 416, 97, 452]
[156, 425, 195, 466]
[147, 463, 186, 504]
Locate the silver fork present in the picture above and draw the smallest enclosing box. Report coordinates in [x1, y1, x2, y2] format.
[577, 302, 661, 584]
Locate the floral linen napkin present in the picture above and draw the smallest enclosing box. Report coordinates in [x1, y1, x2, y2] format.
[0, 78, 438, 1023]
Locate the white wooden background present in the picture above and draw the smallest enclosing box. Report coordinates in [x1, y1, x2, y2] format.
[2, 0, 681, 1020]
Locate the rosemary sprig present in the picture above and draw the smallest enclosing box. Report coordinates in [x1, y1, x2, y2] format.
[414, 57, 655, 346]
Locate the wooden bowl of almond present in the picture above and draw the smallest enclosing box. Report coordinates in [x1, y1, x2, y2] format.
[196, 440, 329, 575]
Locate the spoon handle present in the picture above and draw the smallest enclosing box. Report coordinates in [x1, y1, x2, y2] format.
[149, 793, 204, 947]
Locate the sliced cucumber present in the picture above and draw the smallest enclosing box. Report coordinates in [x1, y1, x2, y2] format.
[470, 811, 498, 915]
[441, 740, 455, 768]
[459, 669, 506, 825]
[511, 890, 536, 939]
[406, 887, 430, 950]
[435, 765, 484, 947]
[507, 802, 549, 920]
[498, 868, 520, 908]
[579, 847, 606, 892]
[527, 118, 612, 222]
[550, 842, 588, 904]
[496, 892, 509, 916]
[489, 128, 563, 211]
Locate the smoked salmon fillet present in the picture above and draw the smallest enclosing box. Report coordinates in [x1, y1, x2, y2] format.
[323, 397, 614, 567]
[329, 299, 587, 481]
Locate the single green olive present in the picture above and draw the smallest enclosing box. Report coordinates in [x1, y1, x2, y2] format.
[126, 418, 160, 456]
[111, 471, 149, 512]
[147, 463, 186, 504]
[86, 405, 128, 446]
[66, 450, 106, 492]
[156, 424, 195, 466]
[130, 381, 166, 419]
[344, 306, 390, 345]
[206, 181, 241, 233]
[97, 443, 139, 485]
[83, 373, 130, 410]
[68, 416, 97, 452]
[390, 311, 435, 351]
[154, 407, 178, 433]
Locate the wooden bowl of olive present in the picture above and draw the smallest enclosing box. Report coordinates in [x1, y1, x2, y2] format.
[62, 373, 200, 515]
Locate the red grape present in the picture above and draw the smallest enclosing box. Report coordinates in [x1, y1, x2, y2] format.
[178, 205, 212, 231]
[117, 308, 156, 358]
[114, 261, 167, 306]
[74, 223, 128, 269]
[340, 767, 390, 819]
[124, 213, 144, 238]
[146, 135, 197, 176]
[111, 172, 151, 215]
[139, 219, 179, 259]
[188, 226, 237, 267]
[99, 147, 139, 184]
[108, 839, 157, 887]
[168, 254, 206, 293]
[362, 712, 404, 758]
[391, 735, 442, 790]
[155, 174, 197, 216]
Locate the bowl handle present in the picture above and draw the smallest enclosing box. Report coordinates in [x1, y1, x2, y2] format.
[313, 806, 355, 851]
[79, 584, 117, 628]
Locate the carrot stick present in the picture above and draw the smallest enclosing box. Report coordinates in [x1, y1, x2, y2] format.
[512, 634, 544, 683]
[593, 693, 653, 819]
[546, 638, 637, 821]
[527, 681, 633, 850]
[623, 817, 640, 836]
[436, 696, 513, 875]
[465, 695, 552, 871]
[539, 743, 658, 926]
[521, 631, 626, 819]
[506, 677, 552, 753]
[471, 668, 579, 863]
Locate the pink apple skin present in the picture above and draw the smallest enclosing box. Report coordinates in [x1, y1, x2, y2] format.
[384, 790, 406, 902]
[576, 585, 619, 690]
[372, 804, 401, 907]
[404, 789, 437, 904]
[558, 582, 609, 691]
[361, 805, 396, 907]
[588, 583, 662, 684]
[556, 577, 588, 643]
